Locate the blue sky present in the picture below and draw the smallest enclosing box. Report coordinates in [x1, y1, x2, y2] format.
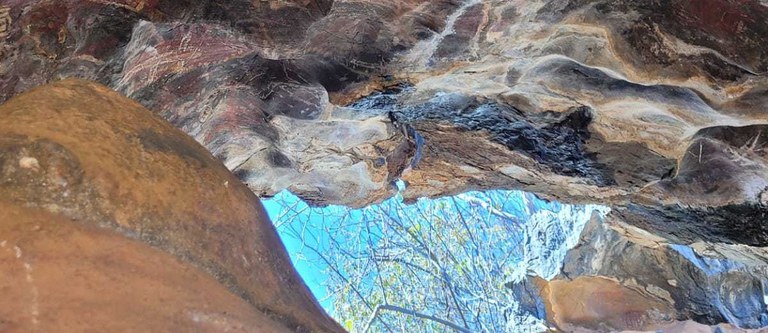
[262, 188, 608, 318]
[262, 191, 338, 312]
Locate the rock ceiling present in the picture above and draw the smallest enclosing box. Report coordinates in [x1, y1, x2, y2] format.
[2, 0, 768, 331]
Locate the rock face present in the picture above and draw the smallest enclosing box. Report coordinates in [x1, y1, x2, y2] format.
[0, 203, 293, 333]
[0, 0, 467, 207]
[383, 0, 768, 232]
[1, 0, 766, 212]
[0, 79, 342, 333]
[2, 0, 768, 330]
[511, 212, 768, 331]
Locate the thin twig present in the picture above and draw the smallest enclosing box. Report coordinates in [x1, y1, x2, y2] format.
[362, 304, 471, 333]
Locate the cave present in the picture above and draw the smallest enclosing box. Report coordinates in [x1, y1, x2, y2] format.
[1, 0, 768, 332]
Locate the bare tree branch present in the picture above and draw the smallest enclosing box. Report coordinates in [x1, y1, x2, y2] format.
[362, 304, 471, 333]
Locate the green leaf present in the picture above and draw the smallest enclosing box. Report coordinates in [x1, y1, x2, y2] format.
[344, 319, 354, 331]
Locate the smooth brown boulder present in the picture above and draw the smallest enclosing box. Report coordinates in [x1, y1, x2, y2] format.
[0, 79, 343, 332]
[0, 202, 292, 333]
[537, 276, 674, 332]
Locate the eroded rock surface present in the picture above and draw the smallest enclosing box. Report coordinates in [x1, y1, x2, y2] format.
[511, 212, 768, 331]
[0, 0, 469, 206]
[2, 0, 768, 330]
[0, 79, 342, 332]
[0, 202, 293, 333]
[1, 0, 765, 212]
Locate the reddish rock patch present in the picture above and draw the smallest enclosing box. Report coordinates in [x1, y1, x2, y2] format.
[0, 79, 343, 333]
[0, 202, 293, 333]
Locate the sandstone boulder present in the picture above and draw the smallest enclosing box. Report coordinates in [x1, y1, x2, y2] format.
[0, 79, 342, 332]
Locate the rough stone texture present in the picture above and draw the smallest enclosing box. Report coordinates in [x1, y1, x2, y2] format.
[2, 0, 768, 330]
[0, 80, 342, 333]
[0, 0, 461, 207]
[511, 212, 768, 331]
[1, 0, 765, 214]
[388, 0, 768, 212]
[0, 202, 293, 333]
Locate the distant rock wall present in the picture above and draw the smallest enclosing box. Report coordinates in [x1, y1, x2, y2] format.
[512, 212, 768, 331]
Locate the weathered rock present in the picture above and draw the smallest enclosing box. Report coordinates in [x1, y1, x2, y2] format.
[4, 0, 766, 213]
[0, 0, 456, 207]
[0, 79, 342, 332]
[0, 202, 293, 333]
[2, 0, 768, 329]
[383, 0, 768, 248]
[1, 0, 767, 209]
[511, 212, 768, 331]
[541, 276, 675, 331]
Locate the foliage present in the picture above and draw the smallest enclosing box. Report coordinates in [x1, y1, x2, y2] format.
[269, 190, 607, 332]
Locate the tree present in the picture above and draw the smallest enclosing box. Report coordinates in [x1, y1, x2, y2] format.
[269, 189, 607, 332]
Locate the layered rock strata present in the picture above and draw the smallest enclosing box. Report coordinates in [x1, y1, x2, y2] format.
[512, 213, 768, 331]
[1, 0, 765, 212]
[1, 0, 768, 330]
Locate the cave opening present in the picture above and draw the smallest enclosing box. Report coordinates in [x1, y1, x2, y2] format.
[263, 188, 608, 332]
